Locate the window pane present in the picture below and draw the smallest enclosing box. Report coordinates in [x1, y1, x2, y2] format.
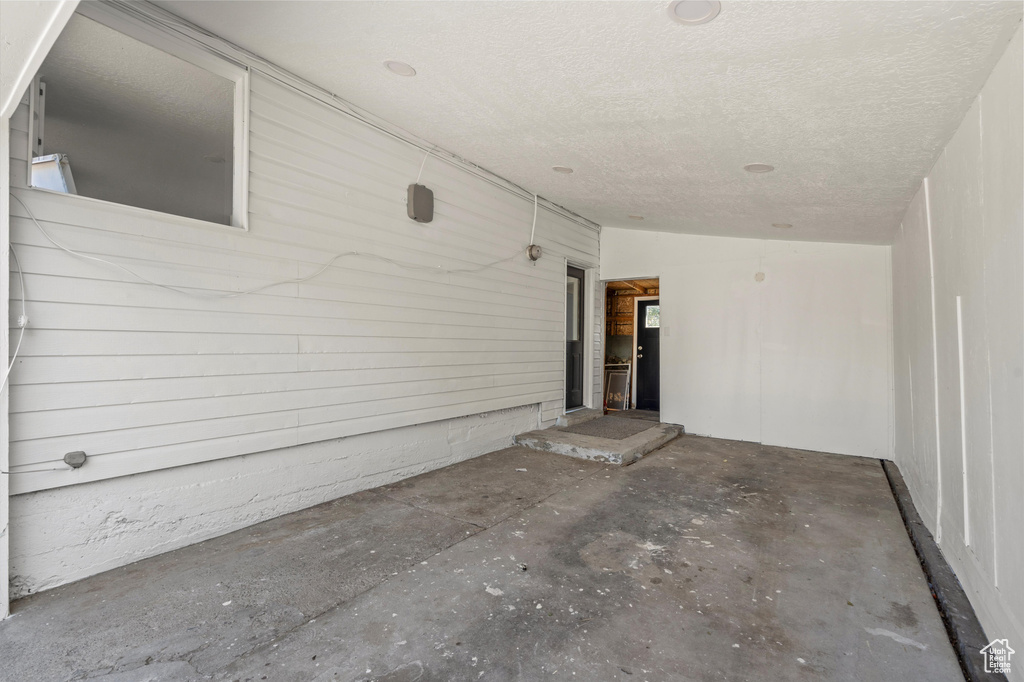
[566, 277, 580, 341]
[645, 305, 660, 328]
[34, 14, 235, 225]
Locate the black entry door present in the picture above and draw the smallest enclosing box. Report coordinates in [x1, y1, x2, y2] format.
[636, 299, 660, 411]
[565, 266, 585, 409]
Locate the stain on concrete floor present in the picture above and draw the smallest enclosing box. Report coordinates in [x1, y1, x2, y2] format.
[0, 437, 962, 681]
[558, 416, 657, 440]
[611, 409, 660, 423]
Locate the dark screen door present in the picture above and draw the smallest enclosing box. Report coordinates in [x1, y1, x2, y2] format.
[565, 266, 585, 409]
[636, 299, 660, 411]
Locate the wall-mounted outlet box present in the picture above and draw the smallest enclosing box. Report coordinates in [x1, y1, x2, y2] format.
[407, 183, 434, 223]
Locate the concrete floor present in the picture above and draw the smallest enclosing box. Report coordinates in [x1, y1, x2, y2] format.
[0, 436, 962, 681]
[613, 409, 661, 422]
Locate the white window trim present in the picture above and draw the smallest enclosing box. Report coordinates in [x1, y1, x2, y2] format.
[582, 266, 596, 409]
[26, 1, 251, 231]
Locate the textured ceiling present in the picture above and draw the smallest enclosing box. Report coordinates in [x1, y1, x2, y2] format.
[154, 1, 1022, 244]
[39, 13, 234, 222]
[41, 13, 233, 158]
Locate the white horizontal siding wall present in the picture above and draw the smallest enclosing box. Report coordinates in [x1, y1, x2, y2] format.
[7, 62, 598, 496]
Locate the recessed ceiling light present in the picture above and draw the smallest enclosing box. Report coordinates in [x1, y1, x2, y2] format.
[384, 60, 416, 76]
[552, 166, 574, 174]
[628, 215, 644, 220]
[744, 163, 775, 173]
[668, 1, 721, 25]
[772, 223, 793, 229]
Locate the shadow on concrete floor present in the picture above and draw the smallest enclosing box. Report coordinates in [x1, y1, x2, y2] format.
[0, 437, 962, 681]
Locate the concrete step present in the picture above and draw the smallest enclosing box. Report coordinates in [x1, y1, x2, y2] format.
[515, 420, 681, 466]
[555, 408, 603, 427]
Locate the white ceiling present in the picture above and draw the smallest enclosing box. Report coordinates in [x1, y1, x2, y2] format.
[155, 1, 1023, 244]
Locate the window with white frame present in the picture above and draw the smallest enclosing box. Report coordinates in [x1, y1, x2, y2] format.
[28, 6, 249, 228]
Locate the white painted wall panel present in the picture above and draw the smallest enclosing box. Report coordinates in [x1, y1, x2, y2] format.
[7, 61, 598, 495]
[930, 98, 999, 577]
[659, 260, 761, 442]
[891, 185, 940, 531]
[759, 247, 891, 457]
[978, 29, 1024, 649]
[602, 229, 892, 458]
[891, 26, 1022, 680]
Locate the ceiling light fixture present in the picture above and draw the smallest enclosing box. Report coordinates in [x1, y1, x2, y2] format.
[772, 223, 793, 229]
[384, 60, 417, 76]
[744, 163, 775, 173]
[628, 215, 644, 221]
[552, 166, 574, 174]
[668, 1, 721, 25]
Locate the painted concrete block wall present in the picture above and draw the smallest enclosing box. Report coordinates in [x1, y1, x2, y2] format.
[5, 5, 599, 597]
[891, 26, 1023, 678]
[10, 405, 536, 597]
[602, 228, 892, 458]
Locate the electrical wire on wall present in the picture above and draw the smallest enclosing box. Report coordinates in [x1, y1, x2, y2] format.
[0, 245, 56, 474]
[9, 193, 528, 304]
[4, 135, 544, 413]
[415, 145, 436, 185]
[2, 244, 27, 394]
[3, 187, 534, 475]
[530, 194, 538, 246]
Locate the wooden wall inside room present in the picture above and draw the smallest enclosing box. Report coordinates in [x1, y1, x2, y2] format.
[604, 279, 658, 362]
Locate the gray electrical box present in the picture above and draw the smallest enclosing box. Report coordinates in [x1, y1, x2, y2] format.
[407, 183, 433, 223]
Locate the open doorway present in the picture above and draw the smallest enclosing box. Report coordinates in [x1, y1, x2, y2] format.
[604, 279, 660, 415]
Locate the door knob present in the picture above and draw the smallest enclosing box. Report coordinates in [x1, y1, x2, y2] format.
[638, 346, 643, 350]
[638, 354, 643, 358]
